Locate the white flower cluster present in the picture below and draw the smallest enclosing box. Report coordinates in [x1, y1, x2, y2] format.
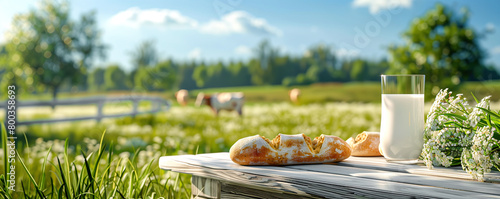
[422, 89, 499, 182]
[461, 126, 498, 181]
[468, 96, 491, 128]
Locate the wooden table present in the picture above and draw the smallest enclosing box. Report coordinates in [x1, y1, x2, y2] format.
[159, 153, 500, 199]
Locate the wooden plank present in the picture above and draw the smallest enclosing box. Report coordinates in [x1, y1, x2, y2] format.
[161, 159, 415, 199]
[220, 192, 258, 199]
[221, 183, 319, 199]
[163, 159, 327, 197]
[194, 153, 500, 195]
[160, 154, 500, 198]
[340, 156, 500, 182]
[161, 159, 327, 198]
[191, 176, 220, 199]
[195, 153, 500, 182]
[287, 164, 500, 196]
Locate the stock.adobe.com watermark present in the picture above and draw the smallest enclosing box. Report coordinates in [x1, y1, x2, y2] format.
[213, 0, 243, 17]
[340, 4, 405, 58]
[6, 85, 17, 191]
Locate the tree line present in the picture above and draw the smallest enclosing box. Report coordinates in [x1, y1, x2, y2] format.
[82, 40, 393, 93]
[0, 1, 498, 100]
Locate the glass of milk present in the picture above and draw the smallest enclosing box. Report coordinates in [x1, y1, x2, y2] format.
[380, 75, 425, 164]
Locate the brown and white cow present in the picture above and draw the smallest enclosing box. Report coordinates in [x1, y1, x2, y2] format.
[195, 92, 244, 116]
[175, 89, 189, 106]
[289, 88, 301, 104]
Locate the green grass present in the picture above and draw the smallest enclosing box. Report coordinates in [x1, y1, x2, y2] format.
[1, 102, 382, 198]
[12, 81, 500, 105]
[191, 82, 381, 104]
[1, 128, 191, 198]
[3, 80, 500, 198]
[460, 81, 500, 101]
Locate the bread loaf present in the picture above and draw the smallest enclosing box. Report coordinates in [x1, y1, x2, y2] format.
[346, 131, 382, 157]
[229, 134, 351, 165]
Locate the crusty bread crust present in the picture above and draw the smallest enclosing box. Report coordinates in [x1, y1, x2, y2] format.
[229, 134, 351, 165]
[346, 131, 382, 157]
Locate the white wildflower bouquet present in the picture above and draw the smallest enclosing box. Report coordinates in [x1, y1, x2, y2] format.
[422, 88, 500, 181]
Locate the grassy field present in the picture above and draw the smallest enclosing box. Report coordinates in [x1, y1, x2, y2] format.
[12, 82, 383, 104]
[191, 82, 382, 104]
[13, 81, 500, 105]
[2, 102, 382, 198]
[3, 81, 500, 198]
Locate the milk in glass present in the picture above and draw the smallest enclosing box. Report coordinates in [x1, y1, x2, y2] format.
[380, 94, 424, 161]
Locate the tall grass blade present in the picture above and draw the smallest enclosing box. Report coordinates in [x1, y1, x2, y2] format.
[116, 189, 126, 199]
[479, 107, 500, 119]
[58, 184, 65, 199]
[63, 138, 74, 198]
[40, 145, 52, 191]
[92, 143, 106, 181]
[21, 181, 26, 198]
[1, 123, 11, 198]
[51, 177, 55, 199]
[17, 151, 45, 198]
[471, 92, 480, 104]
[93, 130, 106, 180]
[57, 157, 70, 199]
[82, 151, 95, 198]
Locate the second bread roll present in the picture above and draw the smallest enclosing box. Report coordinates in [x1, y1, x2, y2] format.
[346, 131, 382, 157]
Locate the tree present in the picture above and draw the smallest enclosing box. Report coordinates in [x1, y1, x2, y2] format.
[304, 44, 337, 82]
[0, 44, 29, 94]
[104, 65, 128, 91]
[130, 40, 158, 88]
[150, 60, 178, 90]
[249, 40, 280, 85]
[88, 67, 105, 91]
[350, 59, 367, 81]
[177, 62, 198, 90]
[130, 40, 158, 69]
[388, 4, 489, 95]
[4, 0, 106, 100]
[228, 61, 252, 87]
[192, 62, 208, 88]
[134, 67, 155, 91]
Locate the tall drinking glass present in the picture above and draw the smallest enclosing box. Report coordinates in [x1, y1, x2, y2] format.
[380, 75, 425, 164]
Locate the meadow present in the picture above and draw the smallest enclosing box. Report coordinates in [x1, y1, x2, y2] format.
[15, 80, 500, 104]
[2, 101, 384, 198]
[2, 82, 500, 198]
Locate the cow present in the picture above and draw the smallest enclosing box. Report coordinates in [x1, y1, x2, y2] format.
[175, 89, 189, 106]
[289, 88, 301, 104]
[195, 92, 244, 116]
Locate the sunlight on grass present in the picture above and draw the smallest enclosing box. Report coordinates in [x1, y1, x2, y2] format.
[3, 100, 500, 197]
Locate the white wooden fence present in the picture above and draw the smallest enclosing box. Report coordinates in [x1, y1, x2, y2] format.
[1, 95, 171, 125]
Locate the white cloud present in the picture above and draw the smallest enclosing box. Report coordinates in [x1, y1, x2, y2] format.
[486, 23, 495, 32]
[188, 48, 202, 60]
[200, 11, 282, 36]
[235, 45, 252, 55]
[492, 46, 500, 55]
[352, 0, 412, 14]
[108, 7, 197, 28]
[336, 48, 360, 59]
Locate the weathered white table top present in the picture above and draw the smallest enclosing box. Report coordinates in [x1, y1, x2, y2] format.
[159, 153, 500, 199]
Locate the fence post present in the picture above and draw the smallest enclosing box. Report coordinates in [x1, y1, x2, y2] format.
[132, 99, 139, 118]
[97, 101, 104, 123]
[153, 99, 159, 112]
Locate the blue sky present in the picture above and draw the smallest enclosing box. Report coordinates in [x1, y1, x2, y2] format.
[1, 0, 499, 72]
